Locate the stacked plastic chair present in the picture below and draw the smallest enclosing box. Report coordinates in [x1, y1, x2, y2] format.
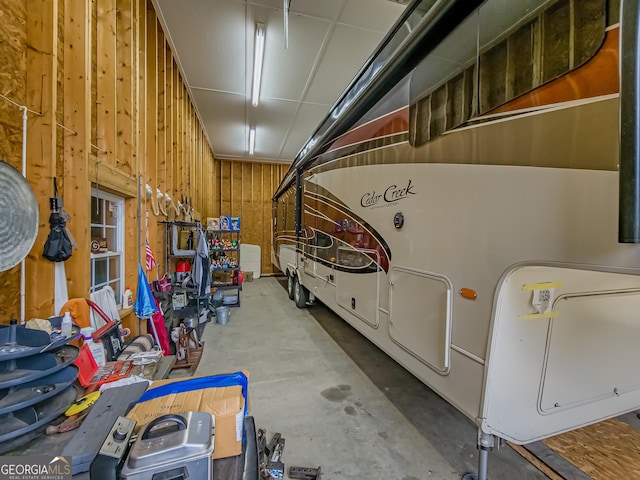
[0, 319, 79, 452]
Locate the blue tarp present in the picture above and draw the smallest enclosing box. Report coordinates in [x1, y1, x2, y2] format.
[138, 371, 249, 416]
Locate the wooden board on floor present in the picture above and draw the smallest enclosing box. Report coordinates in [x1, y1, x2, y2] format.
[509, 443, 565, 480]
[512, 441, 593, 480]
[540, 418, 640, 480]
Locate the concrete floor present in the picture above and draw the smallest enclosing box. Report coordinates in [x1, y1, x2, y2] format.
[197, 276, 549, 480]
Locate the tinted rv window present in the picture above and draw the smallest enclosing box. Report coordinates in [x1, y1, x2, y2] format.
[607, 0, 620, 25]
[409, 0, 607, 146]
[284, 186, 296, 233]
[409, 7, 478, 147]
[478, 0, 606, 113]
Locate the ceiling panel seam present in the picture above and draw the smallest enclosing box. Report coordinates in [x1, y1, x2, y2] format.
[277, 0, 348, 159]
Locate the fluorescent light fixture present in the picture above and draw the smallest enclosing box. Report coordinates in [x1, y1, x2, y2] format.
[249, 126, 256, 155]
[251, 23, 266, 106]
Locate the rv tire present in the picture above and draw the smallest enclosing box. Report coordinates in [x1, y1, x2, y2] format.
[294, 277, 309, 308]
[287, 272, 296, 300]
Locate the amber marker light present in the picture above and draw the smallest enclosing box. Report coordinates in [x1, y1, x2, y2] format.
[460, 288, 477, 300]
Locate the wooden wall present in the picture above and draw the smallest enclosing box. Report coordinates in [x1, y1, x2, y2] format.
[213, 160, 288, 277]
[0, 0, 286, 327]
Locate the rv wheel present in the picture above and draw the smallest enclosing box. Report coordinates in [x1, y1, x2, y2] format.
[294, 277, 309, 308]
[287, 272, 295, 300]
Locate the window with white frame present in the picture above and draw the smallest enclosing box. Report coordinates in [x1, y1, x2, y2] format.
[90, 189, 125, 306]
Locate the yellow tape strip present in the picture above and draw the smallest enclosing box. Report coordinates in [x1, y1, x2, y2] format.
[522, 281, 563, 291]
[518, 311, 559, 320]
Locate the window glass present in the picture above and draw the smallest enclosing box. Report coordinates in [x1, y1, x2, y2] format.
[91, 197, 101, 224]
[409, 9, 479, 146]
[93, 257, 108, 286]
[480, 40, 508, 112]
[607, 0, 620, 26]
[575, 0, 609, 65]
[90, 188, 125, 307]
[478, 0, 606, 113]
[541, 1, 571, 83]
[409, 0, 607, 146]
[105, 227, 117, 253]
[508, 21, 536, 99]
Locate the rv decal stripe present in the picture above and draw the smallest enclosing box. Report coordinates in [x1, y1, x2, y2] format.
[304, 94, 618, 175]
[304, 187, 392, 267]
[301, 188, 392, 273]
[310, 132, 409, 171]
[326, 108, 409, 153]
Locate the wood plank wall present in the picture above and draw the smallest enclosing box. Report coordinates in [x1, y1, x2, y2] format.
[213, 160, 288, 277]
[0, 0, 286, 327]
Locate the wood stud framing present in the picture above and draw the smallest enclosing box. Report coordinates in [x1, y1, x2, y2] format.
[0, 0, 286, 321]
[25, 0, 58, 317]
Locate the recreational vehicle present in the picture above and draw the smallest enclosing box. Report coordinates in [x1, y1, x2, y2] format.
[273, 0, 639, 478]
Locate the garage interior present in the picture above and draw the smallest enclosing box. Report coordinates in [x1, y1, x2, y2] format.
[0, 0, 639, 479]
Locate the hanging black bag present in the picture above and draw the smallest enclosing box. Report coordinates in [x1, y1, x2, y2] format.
[43, 212, 73, 262]
[43, 178, 73, 262]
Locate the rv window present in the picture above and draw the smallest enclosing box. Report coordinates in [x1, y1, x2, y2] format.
[409, 0, 607, 147]
[478, 0, 606, 114]
[314, 230, 332, 248]
[507, 20, 536, 100]
[480, 39, 508, 112]
[541, 1, 571, 84]
[607, 0, 620, 25]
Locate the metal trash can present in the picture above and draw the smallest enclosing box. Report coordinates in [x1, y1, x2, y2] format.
[215, 306, 231, 325]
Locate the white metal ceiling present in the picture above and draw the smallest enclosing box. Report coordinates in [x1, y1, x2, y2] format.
[154, 0, 407, 164]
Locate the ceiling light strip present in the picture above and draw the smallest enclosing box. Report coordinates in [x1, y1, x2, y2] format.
[252, 23, 266, 106]
[249, 126, 256, 155]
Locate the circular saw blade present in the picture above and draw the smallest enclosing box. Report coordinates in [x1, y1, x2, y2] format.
[0, 162, 39, 272]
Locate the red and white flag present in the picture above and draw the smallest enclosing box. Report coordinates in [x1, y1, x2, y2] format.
[145, 239, 157, 271]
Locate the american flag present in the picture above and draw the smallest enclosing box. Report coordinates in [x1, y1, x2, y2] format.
[145, 239, 157, 271]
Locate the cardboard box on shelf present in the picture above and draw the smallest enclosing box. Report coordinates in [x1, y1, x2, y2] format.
[230, 217, 240, 231]
[126, 372, 248, 460]
[213, 270, 233, 284]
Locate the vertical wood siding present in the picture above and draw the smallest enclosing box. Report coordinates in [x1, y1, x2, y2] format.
[0, 0, 287, 327]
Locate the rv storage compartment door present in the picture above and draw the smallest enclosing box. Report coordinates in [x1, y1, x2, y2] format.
[482, 266, 640, 444]
[540, 289, 640, 413]
[389, 267, 452, 374]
